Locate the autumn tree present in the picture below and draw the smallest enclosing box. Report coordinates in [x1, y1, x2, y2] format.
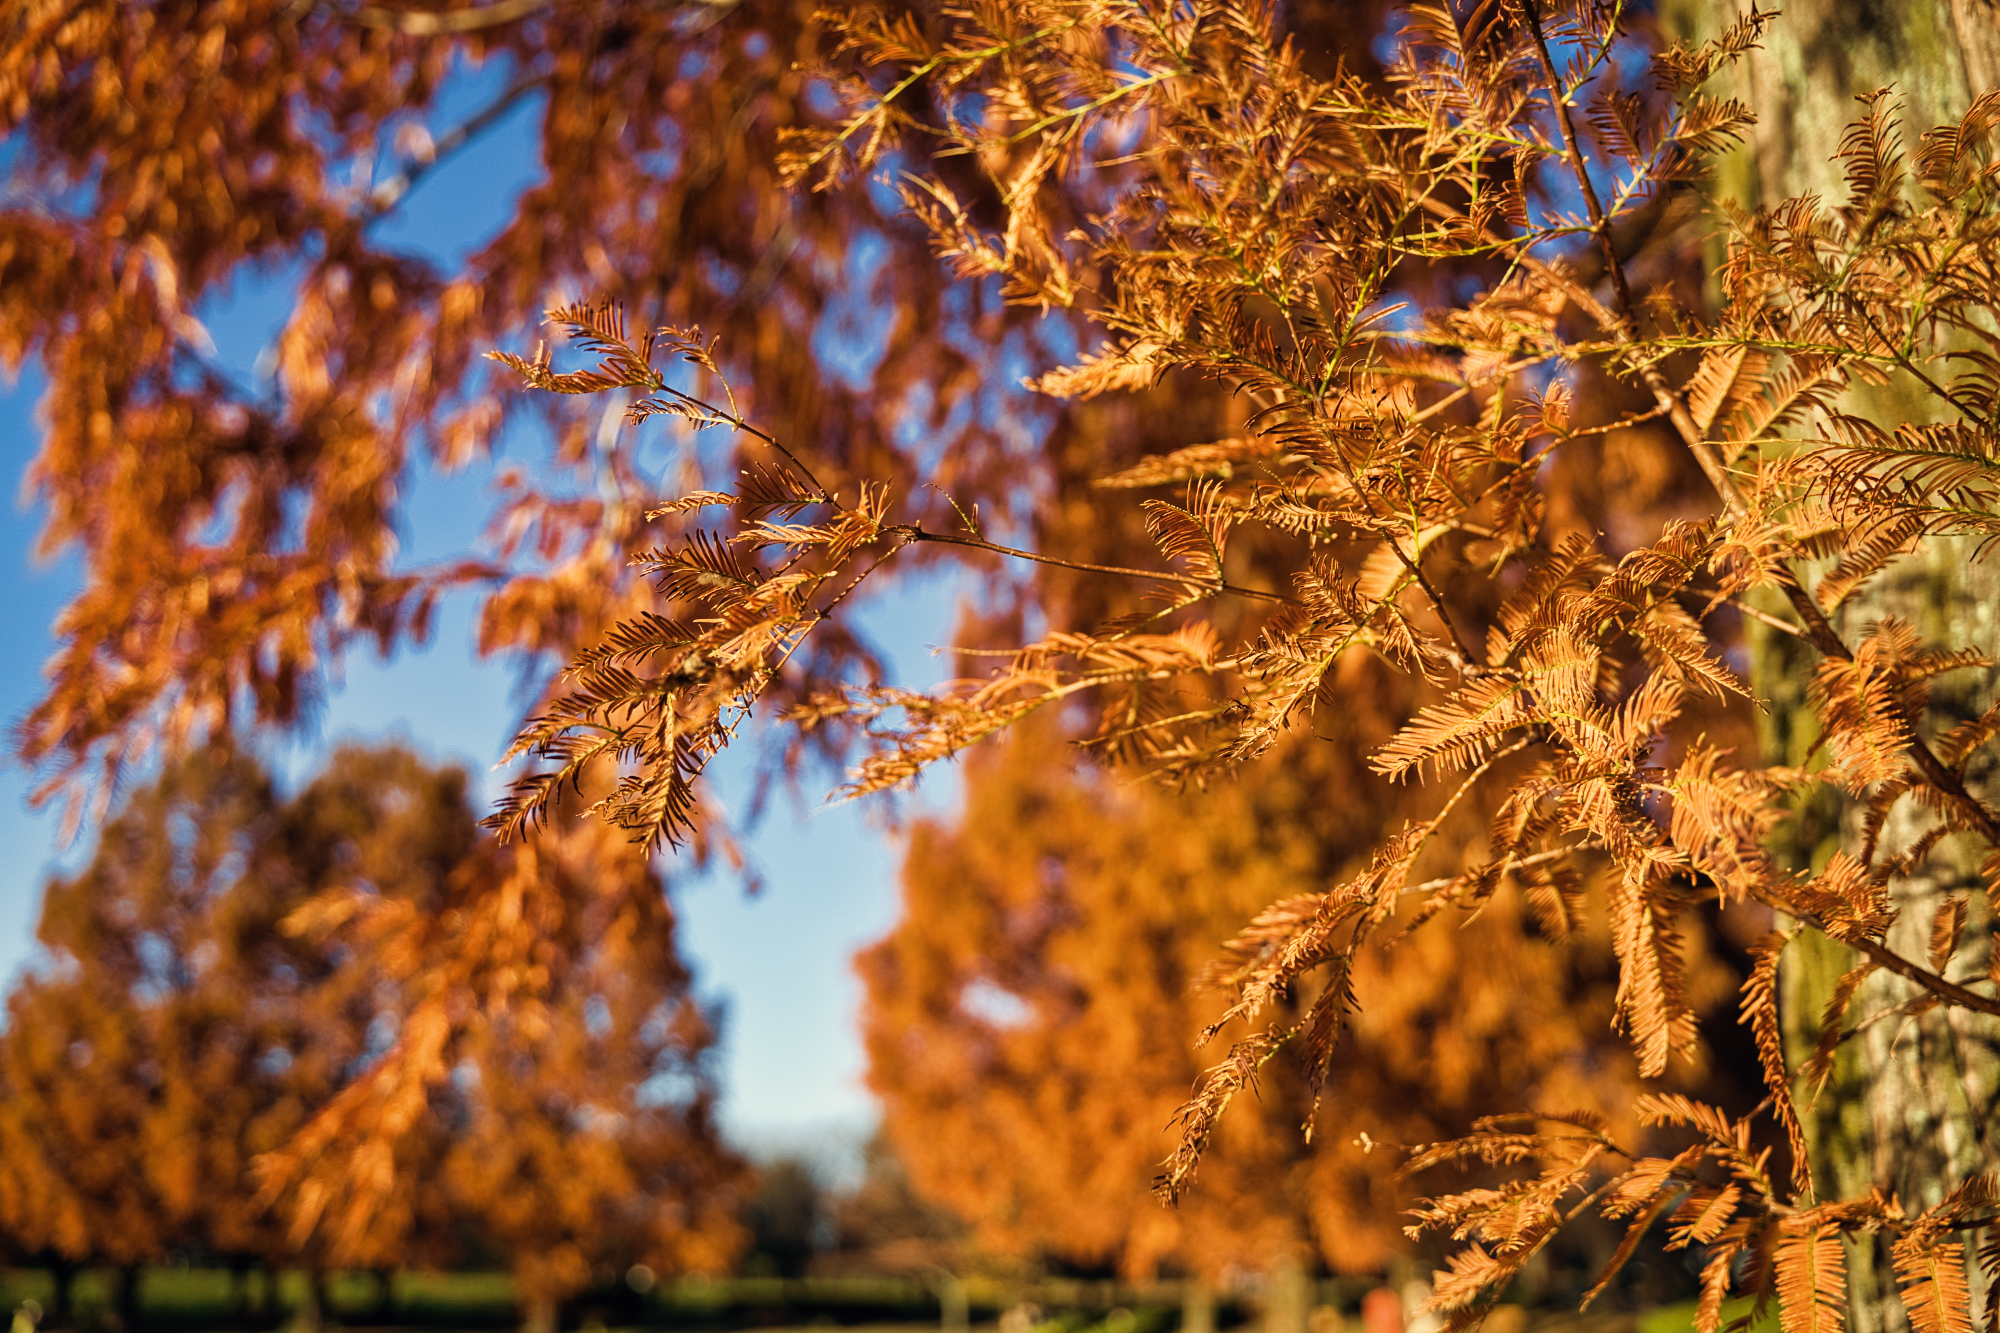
[852, 5, 1758, 1284]
[472, 0, 2000, 1326]
[256, 743, 490, 1299]
[0, 742, 351, 1325]
[430, 821, 748, 1333]
[0, 740, 745, 1333]
[0, 741, 499, 1313]
[233, 745, 749, 1327]
[865, 718, 1749, 1288]
[252, 752, 749, 1325]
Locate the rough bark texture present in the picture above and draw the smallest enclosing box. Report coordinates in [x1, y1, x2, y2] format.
[1660, 3, 2000, 1325]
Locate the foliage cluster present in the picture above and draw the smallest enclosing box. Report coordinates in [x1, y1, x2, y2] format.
[0, 743, 746, 1321]
[473, 0, 2000, 1326]
[864, 719, 1742, 1287]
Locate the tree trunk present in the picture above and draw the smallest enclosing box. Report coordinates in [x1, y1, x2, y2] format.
[225, 1259, 250, 1321]
[1660, 2, 2000, 1326]
[46, 1260, 74, 1330]
[935, 1273, 968, 1333]
[519, 1294, 558, 1333]
[1181, 1279, 1215, 1333]
[113, 1267, 139, 1333]
[290, 1272, 323, 1333]
[1263, 1258, 1310, 1333]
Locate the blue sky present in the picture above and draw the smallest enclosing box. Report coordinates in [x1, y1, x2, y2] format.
[0, 58, 961, 1169]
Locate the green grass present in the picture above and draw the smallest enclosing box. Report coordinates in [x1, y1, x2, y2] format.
[0, 1269, 1000, 1326]
[1637, 1296, 1778, 1332]
[0, 1268, 520, 1320]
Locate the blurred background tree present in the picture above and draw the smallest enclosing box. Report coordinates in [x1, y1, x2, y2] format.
[865, 719, 1754, 1298]
[740, 1158, 827, 1281]
[433, 824, 748, 1333]
[0, 742, 745, 1330]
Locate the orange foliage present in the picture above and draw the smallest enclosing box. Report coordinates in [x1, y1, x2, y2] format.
[0, 0, 1045, 820]
[865, 720, 1729, 1279]
[0, 742, 745, 1299]
[10, 0, 2000, 1325]
[468, 2, 2000, 1323]
[432, 821, 749, 1306]
[0, 742, 366, 1271]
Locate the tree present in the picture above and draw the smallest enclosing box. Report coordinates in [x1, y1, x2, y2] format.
[742, 1158, 829, 1280]
[0, 743, 293, 1317]
[0, 741, 490, 1299]
[865, 719, 1748, 1287]
[0, 741, 745, 1333]
[253, 755, 750, 1325]
[256, 744, 489, 1294]
[480, 1, 2000, 1326]
[431, 822, 748, 1333]
[1653, 5, 2000, 1325]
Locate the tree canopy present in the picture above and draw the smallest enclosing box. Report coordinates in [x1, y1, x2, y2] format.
[0, 742, 745, 1308]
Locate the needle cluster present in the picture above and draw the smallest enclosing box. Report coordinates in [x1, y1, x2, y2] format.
[490, 1, 2000, 1324]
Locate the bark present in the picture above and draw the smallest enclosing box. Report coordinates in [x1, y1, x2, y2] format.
[1659, 2, 2000, 1326]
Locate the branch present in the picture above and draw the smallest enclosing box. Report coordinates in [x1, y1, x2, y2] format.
[366, 71, 550, 216]
[351, 0, 548, 34]
[904, 526, 1295, 605]
[1755, 887, 2000, 1018]
[1852, 302, 1999, 434]
[1395, 845, 1582, 900]
[1519, 0, 1742, 519]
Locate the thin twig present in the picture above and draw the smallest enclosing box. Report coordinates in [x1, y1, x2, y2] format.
[367, 71, 550, 216]
[904, 526, 1295, 605]
[1753, 887, 2000, 1018]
